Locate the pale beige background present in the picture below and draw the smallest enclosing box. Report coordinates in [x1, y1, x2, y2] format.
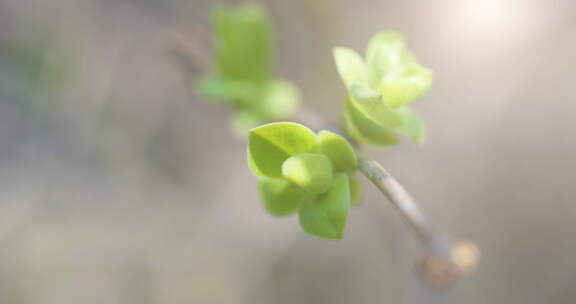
[0, 0, 574, 303]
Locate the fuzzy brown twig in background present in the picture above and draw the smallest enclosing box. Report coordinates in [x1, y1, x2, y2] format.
[170, 25, 212, 75]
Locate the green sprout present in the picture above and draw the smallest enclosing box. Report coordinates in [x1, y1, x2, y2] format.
[248, 122, 359, 239]
[191, 2, 479, 282]
[197, 3, 299, 136]
[334, 31, 432, 146]
[195, 5, 433, 239]
[245, 30, 434, 238]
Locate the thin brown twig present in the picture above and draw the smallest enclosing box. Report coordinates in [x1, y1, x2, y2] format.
[170, 25, 213, 75]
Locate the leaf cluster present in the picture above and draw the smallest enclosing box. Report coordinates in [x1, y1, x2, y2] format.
[248, 122, 361, 239]
[334, 31, 431, 146]
[195, 4, 434, 240]
[197, 3, 300, 136]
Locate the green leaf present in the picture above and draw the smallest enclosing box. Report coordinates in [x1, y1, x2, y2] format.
[282, 154, 333, 194]
[366, 31, 406, 64]
[299, 174, 350, 239]
[365, 31, 407, 86]
[343, 98, 398, 146]
[363, 32, 433, 108]
[395, 107, 426, 145]
[348, 81, 401, 128]
[256, 79, 300, 120]
[350, 177, 363, 205]
[196, 76, 258, 103]
[214, 3, 271, 82]
[259, 178, 312, 216]
[333, 47, 367, 85]
[248, 148, 266, 177]
[378, 63, 433, 108]
[248, 122, 319, 178]
[318, 130, 357, 173]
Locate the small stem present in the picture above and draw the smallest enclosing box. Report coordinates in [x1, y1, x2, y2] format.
[357, 158, 434, 245]
[357, 157, 479, 287]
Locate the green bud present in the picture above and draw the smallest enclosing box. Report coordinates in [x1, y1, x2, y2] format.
[258, 178, 312, 216]
[299, 173, 350, 239]
[282, 154, 333, 194]
[248, 122, 319, 178]
[350, 177, 363, 205]
[318, 130, 357, 173]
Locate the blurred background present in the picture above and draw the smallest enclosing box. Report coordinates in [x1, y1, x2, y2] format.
[0, 0, 575, 303]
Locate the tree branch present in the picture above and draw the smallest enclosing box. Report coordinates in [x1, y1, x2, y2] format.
[171, 28, 479, 288]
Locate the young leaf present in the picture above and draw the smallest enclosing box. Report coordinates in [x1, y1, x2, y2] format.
[214, 3, 271, 82]
[333, 47, 367, 85]
[365, 31, 406, 86]
[318, 130, 357, 173]
[255, 79, 300, 120]
[348, 81, 401, 128]
[344, 98, 398, 146]
[349, 177, 363, 205]
[395, 107, 426, 145]
[259, 178, 312, 216]
[299, 174, 350, 239]
[282, 154, 333, 194]
[248, 122, 319, 178]
[366, 31, 406, 65]
[247, 148, 266, 177]
[378, 63, 433, 108]
[196, 76, 258, 103]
